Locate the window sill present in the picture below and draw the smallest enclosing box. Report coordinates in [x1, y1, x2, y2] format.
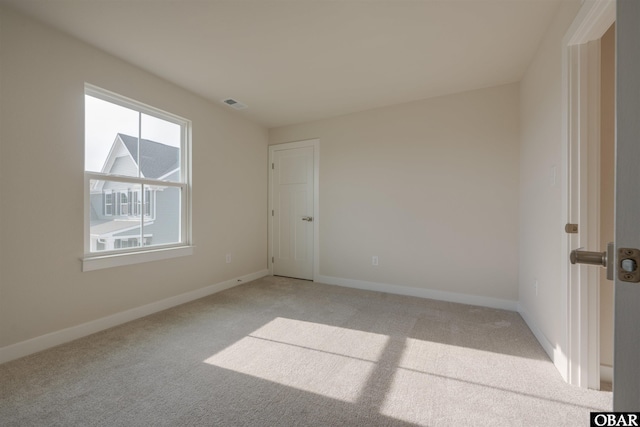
[82, 245, 194, 272]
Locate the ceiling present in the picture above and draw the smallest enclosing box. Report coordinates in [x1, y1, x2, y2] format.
[1, 0, 564, 128]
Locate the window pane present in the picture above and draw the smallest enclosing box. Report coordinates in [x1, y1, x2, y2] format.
[89, 180, 142, 253]
[140, 114, 181, 182]
[143, 186, 181, 247]
[85, 95, 139, 176]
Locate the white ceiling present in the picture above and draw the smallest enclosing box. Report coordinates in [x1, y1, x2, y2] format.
[1, 0, 564, 128]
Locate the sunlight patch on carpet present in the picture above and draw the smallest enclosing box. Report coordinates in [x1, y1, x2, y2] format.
[379, 337, 596, 425]
[204, 317, 389, 402]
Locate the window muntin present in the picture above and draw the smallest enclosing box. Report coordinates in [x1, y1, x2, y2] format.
[84, 85, 190, 259]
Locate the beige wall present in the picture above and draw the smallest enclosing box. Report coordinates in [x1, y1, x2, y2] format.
[0, 8, 268, 349]
[270, 83, 520, 303]
[599, 23, 615, 370]
[518, 0, 581, 370]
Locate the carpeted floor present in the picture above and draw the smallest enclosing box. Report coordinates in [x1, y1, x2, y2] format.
[0, 276, 611, 426]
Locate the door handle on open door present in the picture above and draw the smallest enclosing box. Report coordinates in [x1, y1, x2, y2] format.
[570, 242, 614, 280]
[570, 249, 606, 266]
[302, 216, 313, 222]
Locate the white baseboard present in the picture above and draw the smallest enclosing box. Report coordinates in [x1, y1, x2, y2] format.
[0, 269, 269, 365]
[315, 274, 518, 311]
[600, 364, 613, 383]
[517, 303, 568, 382]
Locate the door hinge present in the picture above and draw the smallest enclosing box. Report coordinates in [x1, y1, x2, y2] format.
[272, 256, 274, 263]
[272, 210, 274, 216]
[272, 163, 274, 169]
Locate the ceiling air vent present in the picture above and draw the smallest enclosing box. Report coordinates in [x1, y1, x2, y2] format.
[222, 98, 248, 110]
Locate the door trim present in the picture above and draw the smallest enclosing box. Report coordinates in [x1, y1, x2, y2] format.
[268, 139, 320, 281]
[561, 0, 614, 388]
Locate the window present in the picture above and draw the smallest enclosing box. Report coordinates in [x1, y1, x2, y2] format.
[104, 192, 114, 216]
[119, 192, 129, 216]
[83, 84, 192, 271]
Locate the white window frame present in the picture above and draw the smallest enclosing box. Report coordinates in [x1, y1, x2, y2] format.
[82, 84, 193, 272]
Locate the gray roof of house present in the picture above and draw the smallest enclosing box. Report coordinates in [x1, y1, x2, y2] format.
[117, 134, 179, 179]
[89, 219, 148, 235]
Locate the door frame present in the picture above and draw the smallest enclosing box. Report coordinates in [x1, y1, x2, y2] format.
[268, 139, 320, 280]
[561, 0, 615, 388]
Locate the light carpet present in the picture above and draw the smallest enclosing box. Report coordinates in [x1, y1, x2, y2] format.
[0, 276, 611, 426]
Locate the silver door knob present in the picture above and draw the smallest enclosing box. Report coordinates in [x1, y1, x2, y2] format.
[302, 216, 313, 222]
[570, 249, 607, 266]
[570, 242, 614, 280]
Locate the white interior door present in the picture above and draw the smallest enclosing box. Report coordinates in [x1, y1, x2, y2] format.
[563, 0, 616, 390]
[613, 0, 640, 411]
[271, 145, 315, 280]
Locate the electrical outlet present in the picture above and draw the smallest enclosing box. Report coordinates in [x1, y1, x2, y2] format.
[372, 256, 379, 266]
[226, 253, 232, 263]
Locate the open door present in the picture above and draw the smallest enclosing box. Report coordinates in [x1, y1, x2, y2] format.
[567, 1, 640, 406]
[564, 0, 616, 390]
[612, 0, 640, 411]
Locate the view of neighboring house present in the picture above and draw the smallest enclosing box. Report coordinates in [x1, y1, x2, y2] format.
[89, 133, 181, 252]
